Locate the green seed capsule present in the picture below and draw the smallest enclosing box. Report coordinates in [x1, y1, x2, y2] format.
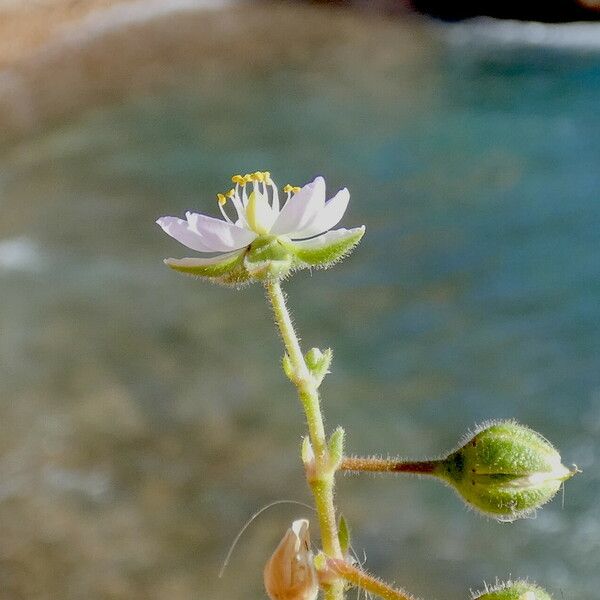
[472, 579, 552, 599]
[436, 421, 576, 521]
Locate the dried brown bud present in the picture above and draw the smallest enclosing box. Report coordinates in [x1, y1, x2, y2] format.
[264, 519, 319, 600]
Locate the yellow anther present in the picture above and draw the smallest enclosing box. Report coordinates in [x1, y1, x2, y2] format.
[216, 193, 227, 205]
[252, 171, 265, 182]
[243, 173, 253, 184]
[284, 184, 301, 194]
[226, 188, 235, 198]
[263, 171, 272, 184]
[231, 174, 246, 185]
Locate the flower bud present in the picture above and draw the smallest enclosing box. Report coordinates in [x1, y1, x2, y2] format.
[472, 579, 552, 599]
[305, 347, 333, 387]
[264, 519, 319, 600]
[436, 421, 576, 521]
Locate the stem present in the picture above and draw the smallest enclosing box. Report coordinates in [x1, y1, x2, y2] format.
[328, 559, 414, 600]
[265, 279, 344, 600]
[341, 456, 438, 475]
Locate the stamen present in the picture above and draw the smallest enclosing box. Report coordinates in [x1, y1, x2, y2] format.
[241, 180, 249, 207]
[230, 172, 278, 209]
[283, 184, 301, 194]
[217, 193, 233, 223]
[230, 189, 248, 226]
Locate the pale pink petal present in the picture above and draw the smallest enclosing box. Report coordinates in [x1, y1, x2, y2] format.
[186, 212, 256, 252]
[164, 249, 243, 268]
[156, 216, 216, 252]
[291, 188, 350, 239]
[270, 176, 326, 236]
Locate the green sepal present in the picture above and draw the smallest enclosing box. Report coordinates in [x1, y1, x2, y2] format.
[164, 250, 252, 287]
[287, 227, 365, 269]
[472, 579, 552, 599]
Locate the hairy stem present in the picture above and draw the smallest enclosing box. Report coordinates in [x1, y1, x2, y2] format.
[265, 279, 344, 600]
[327, 558, 415, 600]
[341, 456, 438, 475]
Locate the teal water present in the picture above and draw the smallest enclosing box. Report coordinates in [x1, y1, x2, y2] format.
[0, 12, 598, 600]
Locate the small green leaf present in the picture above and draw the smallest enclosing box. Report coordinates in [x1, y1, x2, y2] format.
[328, 426, 345, 471]
[305, 347, 333, 387]
[305, 348, 324, 370]
[282, 353, 295, 382]
[301, 436, 315, 466]
[338, 515, 351, 556]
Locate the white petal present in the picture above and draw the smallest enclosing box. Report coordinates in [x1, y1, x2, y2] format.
[156, 216, 216, 252]
[291, 188, 350, 239]
[186, 212, 256, 252]
[270, 176, 326, 236]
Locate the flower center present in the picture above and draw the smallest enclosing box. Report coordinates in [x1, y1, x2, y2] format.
[215, 171, 301, 236]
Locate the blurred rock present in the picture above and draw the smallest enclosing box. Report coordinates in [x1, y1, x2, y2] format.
[409, 0, 600, 21]
[308, 0, 600, 21]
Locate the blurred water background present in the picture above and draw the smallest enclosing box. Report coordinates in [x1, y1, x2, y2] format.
[0, 2, 598, 599]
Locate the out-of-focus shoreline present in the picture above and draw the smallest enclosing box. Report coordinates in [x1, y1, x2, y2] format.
[442, 17, 600, 50]
[1, 0, 599, 148]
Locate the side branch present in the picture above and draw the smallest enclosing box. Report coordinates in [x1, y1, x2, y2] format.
[327, 558, 417, 600]
[340, 456, 438, 475]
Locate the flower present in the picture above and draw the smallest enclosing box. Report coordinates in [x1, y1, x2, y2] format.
[263, 518, 319, 600]
[156, 171, 365, 286]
